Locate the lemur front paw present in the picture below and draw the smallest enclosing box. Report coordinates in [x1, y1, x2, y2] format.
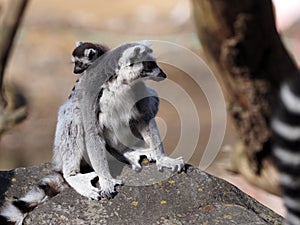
[124, 151, 142, 172]
[124, 149, 157, 172]
[156, 156, 185, 172]
[99, 177, 123, 198]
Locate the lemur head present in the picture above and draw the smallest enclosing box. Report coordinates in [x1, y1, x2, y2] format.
[115, 41, 167, 83]
[71, 41, 108, 74]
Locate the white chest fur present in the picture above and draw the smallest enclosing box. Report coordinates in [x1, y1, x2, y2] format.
[99, 80, 155, 148]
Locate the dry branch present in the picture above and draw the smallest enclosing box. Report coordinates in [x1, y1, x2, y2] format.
[0, 0, 29, 135]
[0, 0, 28, 112]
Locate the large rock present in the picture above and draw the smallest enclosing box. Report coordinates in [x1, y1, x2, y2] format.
[0, 163, 282, 224]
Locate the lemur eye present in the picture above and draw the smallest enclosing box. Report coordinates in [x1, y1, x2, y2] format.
[88, 51, 96, 60]
[76, 61, 83, 67]
[129, 63, 134, 67]
[143, 61, 156, 71]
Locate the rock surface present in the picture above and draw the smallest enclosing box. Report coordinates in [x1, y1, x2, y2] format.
[0, 163, 283, 225]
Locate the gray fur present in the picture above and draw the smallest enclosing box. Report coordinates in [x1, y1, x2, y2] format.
[55, 41, 184, 199]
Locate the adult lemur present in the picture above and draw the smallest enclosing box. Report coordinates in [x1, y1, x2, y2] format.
[0, 41, 184, 224]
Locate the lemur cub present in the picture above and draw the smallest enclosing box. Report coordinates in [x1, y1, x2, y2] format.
[71, 41, 108, 74]
[0, 41, 185, 225]
[68, 41, 108, 99]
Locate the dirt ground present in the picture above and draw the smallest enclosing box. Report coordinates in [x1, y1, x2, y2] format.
[0, 0, 284, 216]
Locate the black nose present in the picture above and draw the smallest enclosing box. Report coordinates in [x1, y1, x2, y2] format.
[151, 69, 167, 82]
[73, 66, 85, 74]
[157, 69, 167, 79]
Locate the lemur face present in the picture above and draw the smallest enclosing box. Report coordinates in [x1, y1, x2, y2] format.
[116, 43, 166, 83]
[71, 42, 108, 74]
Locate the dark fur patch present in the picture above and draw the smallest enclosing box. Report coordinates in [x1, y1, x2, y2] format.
[72, 43, 109, 58]
[38, 183, 60, 198]
[91, 176, 99, 187]
[12, 200, 36, 214]
[68, 79, 80, 99]
[129, 119, 143, 140]
[134, 96, 159, 122]
[0, 215, 14, 225]
[67, 121, 73, 136]
[105, 143, 130, 164]
[80, 159, 94, 173]
[108, 75, 117, 83]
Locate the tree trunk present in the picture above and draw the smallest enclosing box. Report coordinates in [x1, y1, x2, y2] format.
[192, 0, 298, 195]
[0, 0, 29, 135]
[0, 0, 28, 111]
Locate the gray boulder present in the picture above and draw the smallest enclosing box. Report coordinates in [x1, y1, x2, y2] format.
[0, 163, 282, 224]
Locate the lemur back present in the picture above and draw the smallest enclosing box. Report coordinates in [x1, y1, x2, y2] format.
[272, 74, 300, 225]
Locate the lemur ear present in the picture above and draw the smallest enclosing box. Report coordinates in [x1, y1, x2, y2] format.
[118, 44, 147, 66]
[138, 40, 151, 47]
[133, 46, 141, 56]
[76, 41, 83, 47]
[85, 48, 97, 59]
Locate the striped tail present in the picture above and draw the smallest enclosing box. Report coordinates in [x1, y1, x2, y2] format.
[0, 173, 67, 225]
[272, 75, 300, 225]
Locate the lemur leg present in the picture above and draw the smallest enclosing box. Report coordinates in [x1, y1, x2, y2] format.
[53, 107, 104, 200]
[138, 119, 185, 172]
[55, 146, 101, 201]
[56, 118, 102, 200]
[62, 145, 101, 200]
[85, 132, 123, 198]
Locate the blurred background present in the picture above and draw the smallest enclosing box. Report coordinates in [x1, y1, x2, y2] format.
[1, 0, 300, 217]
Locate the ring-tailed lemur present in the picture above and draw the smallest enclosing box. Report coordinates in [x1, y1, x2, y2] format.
[0, 41, 184, 224]
[272, 73, 300, 225]
[71, 41, 108, 74]
[68, 41, 109, 100]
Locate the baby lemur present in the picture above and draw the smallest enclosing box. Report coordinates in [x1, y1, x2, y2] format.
[71, 41, 108, 74]
[0, 41, 185, 225]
